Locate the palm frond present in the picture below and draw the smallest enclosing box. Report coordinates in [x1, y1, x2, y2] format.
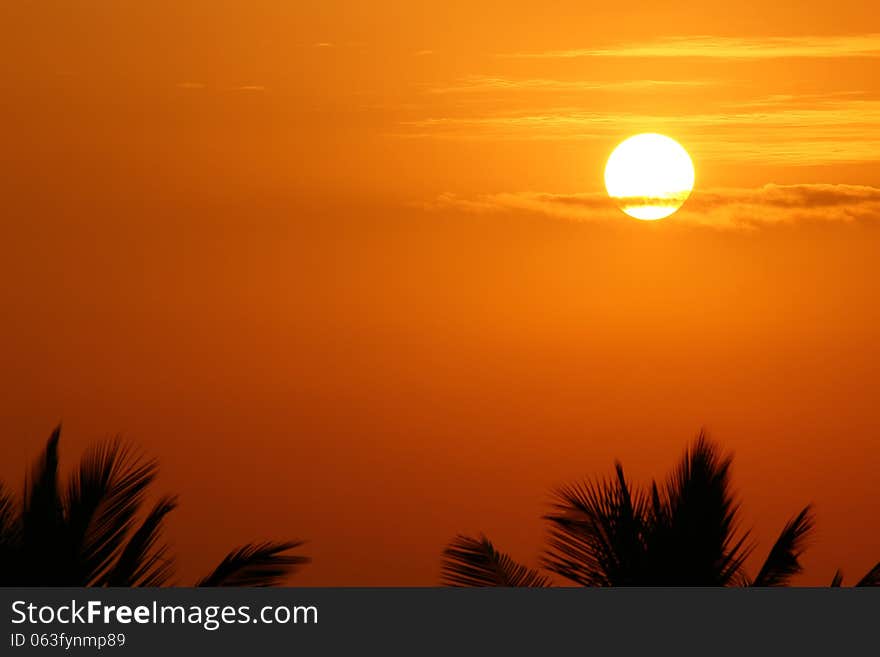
[543, 463, 647, 586]
[655, 432, 751, 585]
[21, 426, 65, 583]
[104, 496, 177, 587]
[0, 483, 20, 585]
[22, 426, 63, 530]
[855, 562, 880, 587]
[66, 439, 159, 585]
[752, 506, 814, 586]
[442, 534, 550, 587]
[830, 570, 843, 587]
[196, 541, 308, 587]
[0, 482, 17, 543]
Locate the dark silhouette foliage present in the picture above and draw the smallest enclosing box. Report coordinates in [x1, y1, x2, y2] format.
[442, 432, 852, 587]
[0, 426, 307, 586]
[830, 561, 880, 587]
[197, 541, 308, 587]
[442, 534, 550, 587]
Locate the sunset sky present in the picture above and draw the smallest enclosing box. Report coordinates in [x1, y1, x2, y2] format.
[2, 2, 880, 585]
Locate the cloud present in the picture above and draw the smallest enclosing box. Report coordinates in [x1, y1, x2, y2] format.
[429, 184, 880, 229]
[314, 42, 334, 48]
[428, 76, 712, 94]
[397, 96, 880, 165]
[414, 49, 435, 56]
[231, 85, 266, 91]
[503, 34, 880, 59]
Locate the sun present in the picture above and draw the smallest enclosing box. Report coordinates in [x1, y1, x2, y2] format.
[604, 133, 695, 220]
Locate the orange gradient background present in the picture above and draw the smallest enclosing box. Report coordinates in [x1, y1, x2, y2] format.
[2, 1, 879, 585]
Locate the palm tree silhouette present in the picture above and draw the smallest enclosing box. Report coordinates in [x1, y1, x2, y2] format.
[442, 535, 552, 587]
[830, 564, 880, 587]
[442, 433, 824, 586]
[0, 426, 307, 586]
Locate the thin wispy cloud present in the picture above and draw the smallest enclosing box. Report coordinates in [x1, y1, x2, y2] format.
[414, 49, 435, 56]
[397, 96, 880, 165]
[503, 34, 880, 59]
[430, 184, 880, 229]
[726, 90, 867, 108]
[428, 75, 712, 94]
[175, 82, 268, 92]
[311, 41, 367, 50]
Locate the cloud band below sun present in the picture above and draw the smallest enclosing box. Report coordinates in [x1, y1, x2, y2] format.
[428, 184, 880, 229]
[501, 35, 880, 59]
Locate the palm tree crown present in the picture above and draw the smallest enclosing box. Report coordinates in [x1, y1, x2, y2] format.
[443, 433, 829, 587]
[0, 426, 307, 586]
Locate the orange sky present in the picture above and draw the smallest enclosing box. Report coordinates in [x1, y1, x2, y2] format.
[2, 2, 880, 585]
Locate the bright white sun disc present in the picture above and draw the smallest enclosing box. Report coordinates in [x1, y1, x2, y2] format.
[604, 133, 695, 220]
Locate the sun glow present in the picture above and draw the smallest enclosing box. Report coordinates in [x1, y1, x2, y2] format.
[604, 133, 695, 220]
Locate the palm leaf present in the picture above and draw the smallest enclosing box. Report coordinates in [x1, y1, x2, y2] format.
[830, 570, 843, 587]
[0, 483, 20, 585]
[22, 426, 63, 533]
[442, 534, 550, 587]
[66, 439, 158, 585]
[104, 496, 177, 586]
[855, 562, 880, 587]
[21, 426, 65, 583]
[543, 463, 647, 586]
[752, 506, 814, 586]
[196, 541, 308, 587]
[655, 432, 751, 586]
[0, 482, 17, 543]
